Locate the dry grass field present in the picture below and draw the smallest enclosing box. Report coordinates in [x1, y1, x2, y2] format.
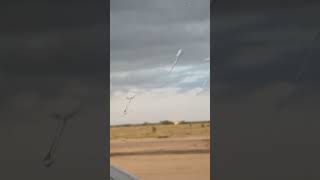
[111, 121, 210, 139]
[110, 121, 210, 180]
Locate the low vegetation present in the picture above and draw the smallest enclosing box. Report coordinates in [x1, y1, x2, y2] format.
[110, 121, 210, 140]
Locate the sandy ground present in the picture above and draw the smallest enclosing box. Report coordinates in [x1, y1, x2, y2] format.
[110, 137, 210, 180]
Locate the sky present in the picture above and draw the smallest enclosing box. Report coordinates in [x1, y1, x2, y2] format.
[110, 0, 211, 125]
[213, 1, 320, 179]
[0, 0, 320, 179]
[0, 1, 107, 179]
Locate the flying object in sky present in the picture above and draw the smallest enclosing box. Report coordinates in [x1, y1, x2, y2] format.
[123, 94, 136, 116]
[168, 48, 183, 74]
[43, 105, 82, 167]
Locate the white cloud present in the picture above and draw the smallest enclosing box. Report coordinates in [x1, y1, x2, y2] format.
[110, 88, 210, 125]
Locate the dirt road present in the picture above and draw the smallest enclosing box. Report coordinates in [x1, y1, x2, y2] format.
[110, 137, 210, 180]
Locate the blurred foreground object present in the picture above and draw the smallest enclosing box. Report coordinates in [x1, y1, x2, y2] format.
[110, 165, 140, 180]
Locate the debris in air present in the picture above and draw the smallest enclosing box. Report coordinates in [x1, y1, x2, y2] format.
[123, 94, 136, 116]
[121, 48, 184, 116]
[43, 105, 82, 168]
[168, 49, 183, 74]
[122, 49, 183, 116]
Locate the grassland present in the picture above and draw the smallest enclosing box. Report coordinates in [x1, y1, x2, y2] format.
[110, 121, 210, 139]
[110, 121, 211, 180]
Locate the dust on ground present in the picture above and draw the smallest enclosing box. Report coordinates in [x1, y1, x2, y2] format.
[110, 122, 210, 180]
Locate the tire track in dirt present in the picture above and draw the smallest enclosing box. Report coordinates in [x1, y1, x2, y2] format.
[110, 149, 210, 157]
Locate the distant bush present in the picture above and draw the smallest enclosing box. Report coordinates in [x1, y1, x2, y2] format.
[159, 120, 174, 125]
[152, 126, 157, 133]
[178, 121, 187, 124]
[120, 124, 133, 127]
[142, 122, 150, 126]
[157, 135, 169, 138]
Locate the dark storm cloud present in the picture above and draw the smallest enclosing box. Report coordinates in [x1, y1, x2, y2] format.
[0, 1, 107, 102]
[111, 0, 210, 94]
[1, 1, 104, 33]
[213, 1, 320, 103]
[1, 0, 106, 76]
[1, 26, 105, 76]
[214, 1, 320, 179]
[111, 0, 209, 23]
[0, 18, 106, 123]
[0, 0, 107, 179]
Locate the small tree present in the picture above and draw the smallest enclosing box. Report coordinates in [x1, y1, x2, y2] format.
[142, 122, 149, 126]
[179, 121, 187, 124]
[152, 126, 157, 133]
[160, 120, 174, 125]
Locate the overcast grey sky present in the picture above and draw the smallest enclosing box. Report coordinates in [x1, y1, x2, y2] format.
[0, 1, 107, 178]
[213, 1, 320, 179]
[110, 0, 210, 125]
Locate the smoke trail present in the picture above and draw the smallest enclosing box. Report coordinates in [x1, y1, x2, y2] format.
[121, 49, 184, 117]
[43, 104, 83, 167]
[123, 94, 136, 116]
[168, 49, 183, 74]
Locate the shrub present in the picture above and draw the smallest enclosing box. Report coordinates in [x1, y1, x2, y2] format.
[159, 120, 174, 125]
[179, 121, 187, 124]
[142, 122, 149, 126]
[152, 126, 157, 133]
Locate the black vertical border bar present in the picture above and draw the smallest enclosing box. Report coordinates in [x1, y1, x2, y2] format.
[105, 0, 110, 178]
[210, 0, 216, 179]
